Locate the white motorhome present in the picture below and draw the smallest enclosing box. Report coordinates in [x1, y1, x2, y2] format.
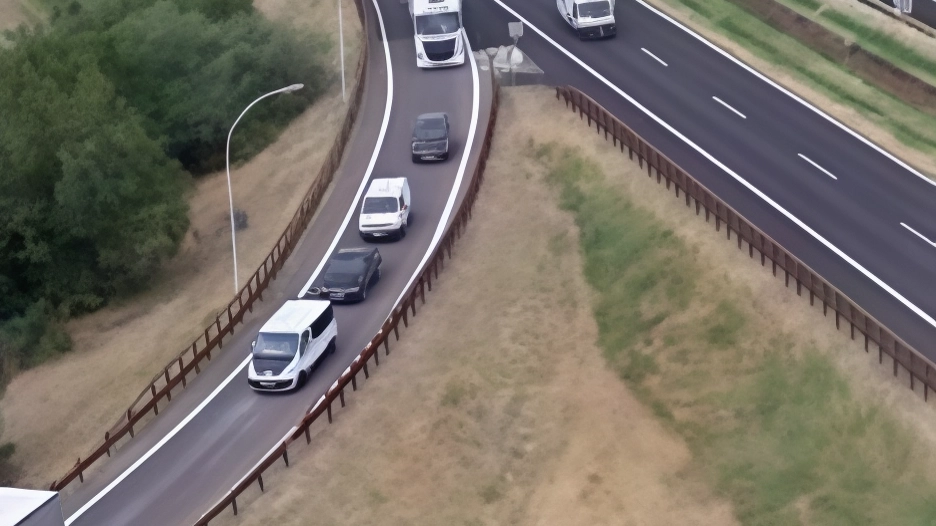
[557, 0, 616, 39]
[359, 178, 412, 240]
[247, 300, 337, 392]
[408, 0, 465, 68]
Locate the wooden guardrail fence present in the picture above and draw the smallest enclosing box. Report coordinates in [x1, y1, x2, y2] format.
[48, 0, 371, 492]
[555, 85, 936, 400]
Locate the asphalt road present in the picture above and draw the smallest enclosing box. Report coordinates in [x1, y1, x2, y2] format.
[877, 0, 936, 28]
[60, 0, 490, 522]
[464, 0, 936, 357]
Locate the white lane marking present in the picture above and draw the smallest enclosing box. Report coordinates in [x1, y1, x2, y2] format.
[199, 28, 482, 525]
[64, 0, 398, 523]
[798, 153, 839, 180]
[901, 222, 936, 248]
[390, 32, 480, 308]
[712, 96, 747, 119]
[635, 0, 936, 188]
[65, 355, 252, 525]
[486, 0, 936, 330]
[641, 47, 668, 67]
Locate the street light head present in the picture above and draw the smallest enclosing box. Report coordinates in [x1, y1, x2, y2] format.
[285, 83, 304, 92]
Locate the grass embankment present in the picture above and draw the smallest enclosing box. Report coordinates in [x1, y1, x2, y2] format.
[537, 141, 936, 524]
[780, 0, 936, 86]
[212, 88, 936, 525]
[646, 0, 936, 177]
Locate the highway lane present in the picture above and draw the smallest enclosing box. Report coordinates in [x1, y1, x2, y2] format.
[464, 0, 936, 356]
[60, 0, 489, 522]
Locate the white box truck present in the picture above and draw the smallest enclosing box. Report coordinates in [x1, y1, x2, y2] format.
[0, 488, 65, 526]
[557, 0, 616, 39]
[409, 0, 465, 68]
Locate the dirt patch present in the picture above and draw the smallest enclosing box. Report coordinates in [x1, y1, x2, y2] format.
[0, 0, 363, 488]
[217, 87, 936, 524]
[211, 87, 736, 526]
[0, 0, 39, 35]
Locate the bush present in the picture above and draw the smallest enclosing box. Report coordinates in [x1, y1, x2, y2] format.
[0, 0, 327, 377]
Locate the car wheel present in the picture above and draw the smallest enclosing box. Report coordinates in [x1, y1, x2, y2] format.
[297, 371, 308, 390]
[441, 151, 449, 161]
[328, 337, 337, 354]
[412, 153, 420, 163]
[398, 224, 406, 239]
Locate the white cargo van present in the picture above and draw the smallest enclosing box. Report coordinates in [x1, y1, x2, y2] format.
[557, 0, 616, 39]
[408, 0, 465, 68]
[359, 178, 411, 240]
[247, 300, 337, 392]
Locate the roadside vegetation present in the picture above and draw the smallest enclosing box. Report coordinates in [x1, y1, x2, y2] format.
[0, 0, 329, 388]
[211, 88, 936, 525]
[779, 0, 936, 86]
[646, 0, 936, 177]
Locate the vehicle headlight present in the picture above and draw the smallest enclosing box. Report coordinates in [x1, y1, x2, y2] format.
[346, 287, 360, 293]
[418, 52, 425, 59]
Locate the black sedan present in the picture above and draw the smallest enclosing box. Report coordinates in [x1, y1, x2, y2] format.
[317, 247, 382, 302]
[411, 112, 450, 162]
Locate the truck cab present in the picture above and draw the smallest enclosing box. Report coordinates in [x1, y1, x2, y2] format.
[557, 0, 616, 39]
[409, 0, 465, 68]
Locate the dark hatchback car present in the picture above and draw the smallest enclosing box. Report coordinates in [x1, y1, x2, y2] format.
[412, 112, 450, 162]
[318, 247, 382, 302]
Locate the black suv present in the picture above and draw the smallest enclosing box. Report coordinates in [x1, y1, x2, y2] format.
[412, 112, 450, 162]
[318, 247, 382, 302]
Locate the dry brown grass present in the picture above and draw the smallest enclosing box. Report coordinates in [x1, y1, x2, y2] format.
[0, 0, 363, 488]
[212, 86, 737, 526]
[0, 0, 40, 36]
[212, 87, 936, 525]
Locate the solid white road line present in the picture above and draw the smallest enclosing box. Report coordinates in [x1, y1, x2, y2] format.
[390, 32, 480, 309]
[64, 0, 398, 523]
[712, 96, 747, 119]
[641, 47, 668, 67]
[798, 153, 839, 180]
[900, 222, 936, 248]
[486, 0, 936, 330]
[635, 0, 936, 189]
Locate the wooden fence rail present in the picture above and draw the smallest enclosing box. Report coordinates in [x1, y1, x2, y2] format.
[554, 85, 936, 399]
[193, 62, 500, 526]
[48, 0, 371, 492]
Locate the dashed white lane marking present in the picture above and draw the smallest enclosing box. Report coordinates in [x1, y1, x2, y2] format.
[798, 153, 839, 180]
[712, 96, 747, 119]
[641, 47, 668, 67]
[901, 222, 936, 248]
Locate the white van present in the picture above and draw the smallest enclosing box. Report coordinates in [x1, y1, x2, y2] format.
[408, 0, 465, 68]
[557, 0, 616, 39]
[359, 178, 412, 240]
[247, 300, 337, 392]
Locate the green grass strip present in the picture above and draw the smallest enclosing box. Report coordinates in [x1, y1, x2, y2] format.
[536, 144, 936, 525]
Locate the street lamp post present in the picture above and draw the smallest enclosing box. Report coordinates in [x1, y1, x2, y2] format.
[225, 83, 304, 293]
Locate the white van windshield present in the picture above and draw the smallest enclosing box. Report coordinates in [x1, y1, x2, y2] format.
[253, 333, 298, 361]
[415, 13, 460, 35]
[578, 0, 611, 18]
[362, 197, 399, 214]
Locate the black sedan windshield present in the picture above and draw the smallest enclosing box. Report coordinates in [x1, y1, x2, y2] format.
[578, 1, 611, 18]
[253, 333, 298, 361]
[415, 13, 460, 35]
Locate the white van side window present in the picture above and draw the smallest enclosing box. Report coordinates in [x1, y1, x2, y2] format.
[299, 329, 310, 355]
[310, 305, 334, 339]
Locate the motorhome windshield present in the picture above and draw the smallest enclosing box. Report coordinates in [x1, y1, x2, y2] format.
[362, 197, 399, 214]
[578, 0, 611, 18]
[415, 12, 460, 35]
[253, 333, 299, 361]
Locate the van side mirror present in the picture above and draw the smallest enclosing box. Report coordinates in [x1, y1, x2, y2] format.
[251, 340, 256, 349]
